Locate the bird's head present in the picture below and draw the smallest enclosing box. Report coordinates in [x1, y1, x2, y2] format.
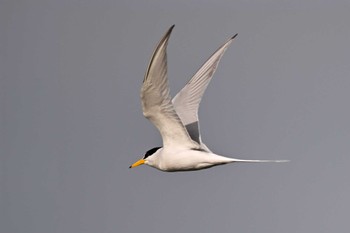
[129, 147, 162, 168]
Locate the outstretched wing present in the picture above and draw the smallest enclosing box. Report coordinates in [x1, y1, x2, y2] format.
[172, 34, 237, 146]
[141, 25, 199, 149]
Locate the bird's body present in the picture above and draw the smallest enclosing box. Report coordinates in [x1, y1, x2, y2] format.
[130, 25, 288, 172]
[145, 147, 286, 172]
[144, 147, 231, 172]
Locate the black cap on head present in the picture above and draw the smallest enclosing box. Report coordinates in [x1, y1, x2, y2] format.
[143, 147, 161, 159]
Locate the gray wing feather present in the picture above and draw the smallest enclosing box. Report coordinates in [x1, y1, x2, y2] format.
[172, 34, 237, 148]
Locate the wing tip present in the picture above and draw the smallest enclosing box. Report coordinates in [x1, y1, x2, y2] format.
[165, 25, 175, 38]
[221, 33, 238, 48]
[143, 25, 175, 83]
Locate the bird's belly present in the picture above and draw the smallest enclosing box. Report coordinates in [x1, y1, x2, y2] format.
[162, 161, 215, 172]
[159, 150, 217, 172]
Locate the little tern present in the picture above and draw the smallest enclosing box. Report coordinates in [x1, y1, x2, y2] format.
[130, 25, 288, 172]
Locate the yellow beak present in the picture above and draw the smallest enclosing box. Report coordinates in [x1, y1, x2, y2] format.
[129, 159, 145, 168]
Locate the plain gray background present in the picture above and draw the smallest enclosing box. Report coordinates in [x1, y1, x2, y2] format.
[1, 1, 350, 233]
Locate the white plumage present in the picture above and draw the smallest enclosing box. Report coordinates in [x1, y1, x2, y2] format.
[130, 25, 288, 172]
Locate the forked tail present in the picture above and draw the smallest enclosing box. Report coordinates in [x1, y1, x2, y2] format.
[231, 158, 289, 163]
[210, 154, 289, 165]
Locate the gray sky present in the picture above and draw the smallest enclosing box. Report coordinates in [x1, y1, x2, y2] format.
[1, 1, 350, 233]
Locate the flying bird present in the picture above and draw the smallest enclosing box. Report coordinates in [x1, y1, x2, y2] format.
[130, 25, 288, 172]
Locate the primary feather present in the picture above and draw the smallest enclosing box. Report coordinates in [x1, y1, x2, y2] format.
[172, 34, 237, 150]
[141, 25, 199, 149]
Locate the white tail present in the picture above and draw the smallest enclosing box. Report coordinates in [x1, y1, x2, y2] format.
[212, 154, 289, 165]
[230, 158, 290, 163]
